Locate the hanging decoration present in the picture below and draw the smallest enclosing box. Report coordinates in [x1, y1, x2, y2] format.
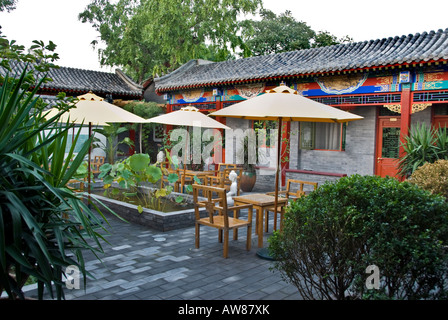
[383, 103, 432, 114]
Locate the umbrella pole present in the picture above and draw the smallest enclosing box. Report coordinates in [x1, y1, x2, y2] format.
[257, 117, 282, 261]
[274, 117, 282, 228]
[181, 127, 189, 192]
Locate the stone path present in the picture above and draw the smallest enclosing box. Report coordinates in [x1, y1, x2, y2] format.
[24, 210, 302, 301]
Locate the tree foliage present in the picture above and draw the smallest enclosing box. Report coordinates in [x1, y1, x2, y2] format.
[241, 9, 352, 56]
[79, 0, 262, 82]
[0, 0, 17, 12]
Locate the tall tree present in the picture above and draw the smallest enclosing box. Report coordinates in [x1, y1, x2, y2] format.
[241, 9, 352, 56]
[0, 0, 18, 12]
[79, 0, 262, 83]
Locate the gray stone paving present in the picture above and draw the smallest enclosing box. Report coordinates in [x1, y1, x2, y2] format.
[24, 209, 302, 301]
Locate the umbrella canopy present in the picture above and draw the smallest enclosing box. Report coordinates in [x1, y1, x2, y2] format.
[144, 105, 230, 129]
[210, 84, 363, 123]
[45, 91, 147, 195]
[145, 105, 229, 191]
[45, 91, 147, 125]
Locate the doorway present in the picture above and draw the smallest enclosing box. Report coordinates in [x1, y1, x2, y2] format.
[375, 108, 401, 178]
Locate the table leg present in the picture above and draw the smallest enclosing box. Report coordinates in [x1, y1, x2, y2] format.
[257, 206, 263, 248]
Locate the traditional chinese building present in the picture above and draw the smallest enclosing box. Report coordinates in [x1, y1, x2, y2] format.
[1, 61, 144, 158]
[152, 28, 448, 190]
[1, 61, 143, 103]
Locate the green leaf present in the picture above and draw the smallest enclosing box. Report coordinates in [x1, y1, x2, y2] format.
[128, 153, 150, 171]
[146, 165, 162, 183]
[193, 175, 202, 184]
[137, 205, 143, 214]
[167, 173, 179, 183]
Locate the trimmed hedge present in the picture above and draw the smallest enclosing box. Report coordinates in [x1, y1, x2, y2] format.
[269, 174, 448, 300]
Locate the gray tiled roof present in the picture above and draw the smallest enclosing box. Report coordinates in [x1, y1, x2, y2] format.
[155, 28, 448, 93]
[1, 61, 143, 98]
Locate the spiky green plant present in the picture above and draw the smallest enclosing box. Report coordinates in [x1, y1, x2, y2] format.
[0, 67, 116, 300]
[398, 123, 448, 177]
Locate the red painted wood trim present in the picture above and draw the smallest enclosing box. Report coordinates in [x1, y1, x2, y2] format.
[285, 168, 347, 177]
[257, 166, 346, 177]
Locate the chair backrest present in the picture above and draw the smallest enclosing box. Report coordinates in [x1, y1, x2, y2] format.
[221, 168, 242, 195]
[217, 163, 237, 176]
[94, 156, 105, 165]
[286, 179, 318, 198]
[193, 184, 229, 226]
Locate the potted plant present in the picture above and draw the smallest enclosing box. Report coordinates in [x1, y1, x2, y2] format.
[239, 135, 257, 192]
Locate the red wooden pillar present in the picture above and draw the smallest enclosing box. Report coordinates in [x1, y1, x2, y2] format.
[400, 84, 412, 158]
[215, 99, 225, 165]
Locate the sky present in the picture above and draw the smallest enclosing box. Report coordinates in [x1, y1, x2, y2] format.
[1, 0, 447, 74]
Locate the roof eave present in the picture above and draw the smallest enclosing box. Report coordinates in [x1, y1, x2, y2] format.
[155, 58, 448, 94]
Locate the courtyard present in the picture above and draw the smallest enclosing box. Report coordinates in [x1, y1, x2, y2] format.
[22, 204, 300, 301]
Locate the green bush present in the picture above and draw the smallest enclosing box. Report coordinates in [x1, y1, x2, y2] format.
[408, 159, 448, 199]
[269, 174, 448, 300]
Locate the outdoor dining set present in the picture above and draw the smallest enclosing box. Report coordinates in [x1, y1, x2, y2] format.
[160, 161, 319, 258]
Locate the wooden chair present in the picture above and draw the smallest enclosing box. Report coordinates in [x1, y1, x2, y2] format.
[192, 184, 253, 258]
[90, 156, 105, 174]
[204, 163, 237, 186]
[207, 167, 242, 196]
[265, 179, 318, 231]
[160, 160, 187, 192]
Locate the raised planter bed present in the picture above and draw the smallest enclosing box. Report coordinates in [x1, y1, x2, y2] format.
[88, 188, 206, 232]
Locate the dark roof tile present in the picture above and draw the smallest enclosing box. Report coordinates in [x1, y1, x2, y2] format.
[1, 61, 142, 98]
[155, 28, 448, 92]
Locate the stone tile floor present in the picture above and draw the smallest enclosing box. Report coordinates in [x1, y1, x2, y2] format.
[24, 209, 302, 301]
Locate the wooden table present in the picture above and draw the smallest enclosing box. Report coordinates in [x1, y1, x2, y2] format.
[232, 193, 288, 248]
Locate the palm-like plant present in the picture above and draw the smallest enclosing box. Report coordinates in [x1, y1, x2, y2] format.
[398, 123, 448, 177]
[0, 68, 115, 299]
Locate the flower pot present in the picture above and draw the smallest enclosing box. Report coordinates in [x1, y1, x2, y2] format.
[240, 170, 257, 192]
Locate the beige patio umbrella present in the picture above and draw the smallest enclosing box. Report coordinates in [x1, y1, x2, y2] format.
[45, 91, 147, 193]
[45, 91, 147, 125]
[144, 105, 230, 191]
[209, 83, 363, 256]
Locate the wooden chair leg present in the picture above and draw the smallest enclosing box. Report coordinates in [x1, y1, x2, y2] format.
[233, 209, 238, 240]
[223, 229, 229, 258]
[195, 223, 200, 249]
[219, 229, 223, 243]
[279, 207, 285, 232]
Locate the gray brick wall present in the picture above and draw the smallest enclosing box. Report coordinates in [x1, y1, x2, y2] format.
[221, 105, 433, 192]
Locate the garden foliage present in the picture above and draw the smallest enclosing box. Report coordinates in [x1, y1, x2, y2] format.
[398, 123, 448, 177]
[409, 159, 448, 199]
[0, 38, 115, 299]
[99, 152, 182, 212]
[269, 174, 448, 300]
